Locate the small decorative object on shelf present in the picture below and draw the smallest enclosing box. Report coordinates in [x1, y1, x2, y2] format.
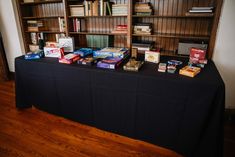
[58, 37, 75, 52]
[145, 48, 160, 64]
[179, 65, 201, 77]
[123, 58, 144, 72]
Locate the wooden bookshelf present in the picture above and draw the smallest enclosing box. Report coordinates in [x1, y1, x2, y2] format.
[16, 0, 223, 58]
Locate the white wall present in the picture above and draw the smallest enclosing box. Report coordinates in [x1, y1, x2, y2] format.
[213, 0, 235, 109]
[0, 0, 25, 72]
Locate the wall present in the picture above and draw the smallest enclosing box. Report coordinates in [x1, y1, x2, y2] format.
[0, 0, 24, 72]
[213, 0, 235, 109]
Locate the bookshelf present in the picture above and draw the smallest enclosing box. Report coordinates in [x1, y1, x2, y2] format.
[16, 0, 223, 59]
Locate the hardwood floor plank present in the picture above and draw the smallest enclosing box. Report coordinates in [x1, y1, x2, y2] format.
[0, 80, 183, 157]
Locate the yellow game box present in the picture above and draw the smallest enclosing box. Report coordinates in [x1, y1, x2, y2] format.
[179, 66, 201, 77]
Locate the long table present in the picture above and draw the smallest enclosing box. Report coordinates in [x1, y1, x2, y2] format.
[15, 56, 225, 157]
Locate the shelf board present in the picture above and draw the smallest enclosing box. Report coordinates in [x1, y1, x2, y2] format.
[23, 16, 64, 19]
[132, 33, 210, 40]
[69, 32, 127, 36]
[21, 0, 62, 5]
[133, 14, 214, 18]
[25, 31, 65, 34]
[68, 15, 127, 18]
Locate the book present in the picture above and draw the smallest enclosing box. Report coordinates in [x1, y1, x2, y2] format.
[179, 66, 201, 77]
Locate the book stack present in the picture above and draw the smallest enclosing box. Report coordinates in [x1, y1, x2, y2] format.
[186, 7, 214, 16]
[132, 41, 154, 51]
[133, 23, 152, 35]
[93, 47, 129, 59]
[72, 18, 86, 32]
[27, 20, 45, 32]
[70, 5, 85, 16]
[111, 25, 127, 34]
[112, 4, 128, 16]
[134, 2, 153, 16]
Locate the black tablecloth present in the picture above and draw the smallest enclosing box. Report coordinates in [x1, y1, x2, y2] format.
[15, 56, 225, 157]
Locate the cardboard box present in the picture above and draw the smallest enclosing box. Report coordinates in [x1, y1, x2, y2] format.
[44, 47, 63, 58]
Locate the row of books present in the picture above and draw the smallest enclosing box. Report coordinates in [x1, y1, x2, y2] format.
[69, 0, 113, 17]
[86, 35, 114, 48]
[27, 18, 65, 32]
[26, 3, 64, 17]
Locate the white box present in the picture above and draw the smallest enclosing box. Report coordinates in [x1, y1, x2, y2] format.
[145, 50, 160, 63]
[59, 37, 74, 52]
[44, 47, 63, 58]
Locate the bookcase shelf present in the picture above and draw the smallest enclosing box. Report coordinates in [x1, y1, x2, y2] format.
[132, 14, 214, 18]
[20, 0, 63, 5]
[68, 15, 127, 18]
[132, 33, 210, 40]
[23, 16, 64, 19]
[16, 0, 223, 59]
[69, 32, 127, 36]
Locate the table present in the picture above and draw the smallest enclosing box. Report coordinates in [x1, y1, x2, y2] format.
[15, 56, 225, 157]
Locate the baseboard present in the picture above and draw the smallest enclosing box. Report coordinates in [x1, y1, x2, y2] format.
[224, 109, 235, 123]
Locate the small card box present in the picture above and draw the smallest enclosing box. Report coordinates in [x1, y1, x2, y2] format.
[145, 50, 160, 63]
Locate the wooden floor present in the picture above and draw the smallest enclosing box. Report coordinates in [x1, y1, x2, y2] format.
[0, 80, 182, 157]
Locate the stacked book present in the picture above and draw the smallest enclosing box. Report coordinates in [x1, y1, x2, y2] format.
[112, 4, 128, 16]
[93, 47, 129, 59]
[186, 7, 214, 16]
[111, 25, 127, 34]
[134, 2, 153, 16]
[132, 41, 154, 51]
[133, 23, 152, 35]
[27, 20, 45, 32]
[70, 5, 85, 16]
